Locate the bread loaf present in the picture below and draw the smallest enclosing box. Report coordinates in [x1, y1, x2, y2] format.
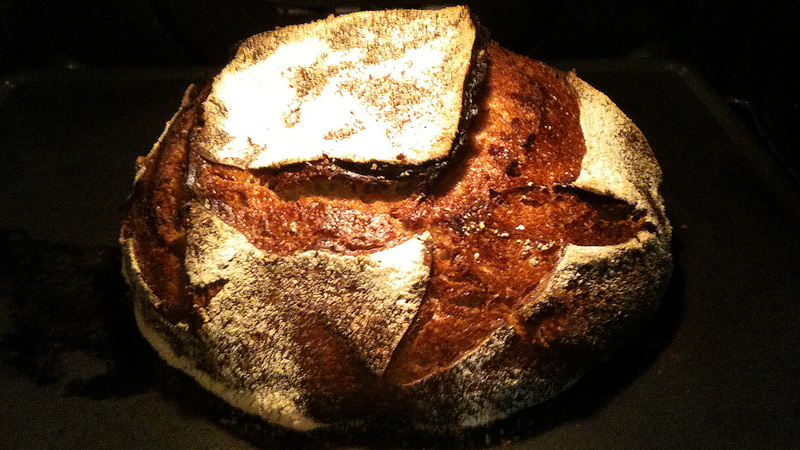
[120, 6, 671, 430]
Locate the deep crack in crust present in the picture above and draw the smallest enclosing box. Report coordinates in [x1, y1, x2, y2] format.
[120, 8, 671, 431]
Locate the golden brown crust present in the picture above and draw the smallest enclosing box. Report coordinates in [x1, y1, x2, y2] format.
[120, 9, 671, 431]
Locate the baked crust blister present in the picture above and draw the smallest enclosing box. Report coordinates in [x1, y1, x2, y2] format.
[120, 5, 671, 431]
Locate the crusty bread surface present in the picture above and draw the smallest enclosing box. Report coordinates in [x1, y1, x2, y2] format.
[120, 6, 671, 431]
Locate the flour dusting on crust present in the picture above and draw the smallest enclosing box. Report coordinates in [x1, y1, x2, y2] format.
[196, 6, 476, 169]
[122, 204, 433, 429]
[185, 205, 430, 376]
[122, 231, 320, 430]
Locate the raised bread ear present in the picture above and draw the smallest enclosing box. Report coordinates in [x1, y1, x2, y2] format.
[194, 6, 477, 170]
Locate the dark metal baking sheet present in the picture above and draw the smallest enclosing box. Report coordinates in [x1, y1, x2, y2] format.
[1, 60, 798, 449]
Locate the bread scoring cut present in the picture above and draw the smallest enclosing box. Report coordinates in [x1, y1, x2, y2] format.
[195, 6, 477, 169]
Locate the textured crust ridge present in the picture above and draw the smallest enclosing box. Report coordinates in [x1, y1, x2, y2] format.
[133, 84, 197, 184]
[196, 6, 477, 169]
[407, 326, 553, 428]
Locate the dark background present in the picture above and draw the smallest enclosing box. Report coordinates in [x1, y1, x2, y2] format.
[1, 0, 798, 180]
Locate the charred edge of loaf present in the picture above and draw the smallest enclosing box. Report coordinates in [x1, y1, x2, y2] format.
[194, 6, 483, 178]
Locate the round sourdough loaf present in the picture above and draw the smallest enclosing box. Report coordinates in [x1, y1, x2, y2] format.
[120, 6, 671, 431]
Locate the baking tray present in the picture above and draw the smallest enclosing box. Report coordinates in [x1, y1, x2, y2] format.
[1, 60, 799, 449]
